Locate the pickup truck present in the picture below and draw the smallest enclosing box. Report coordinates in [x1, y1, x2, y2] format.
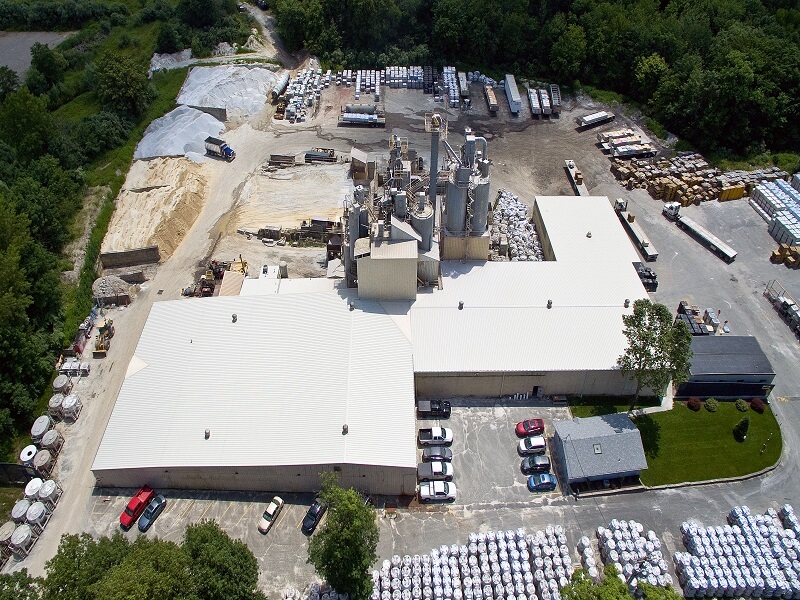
[417, 400, 451, 419]
[417, 461, 454, 482]
[419, 480, 457, 503]
[418, 427, 453, 446]
[120, 485, 155, 529]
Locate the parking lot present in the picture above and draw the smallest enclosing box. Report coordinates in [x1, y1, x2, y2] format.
[417, 399, 572, 506]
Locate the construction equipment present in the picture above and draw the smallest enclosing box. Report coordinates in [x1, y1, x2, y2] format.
[305, 148, 336, 163]
[204, 137, 236, 161]
[93, 319, 115, 358]
[663, 202, 737, 263]
[764, 280, 800, 335]
[614, 198, 658, 262]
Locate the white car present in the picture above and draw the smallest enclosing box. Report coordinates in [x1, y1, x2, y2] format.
[258, 496, 284, 534]
[518, 435, 547, 455]
[419, 481, 457, 503]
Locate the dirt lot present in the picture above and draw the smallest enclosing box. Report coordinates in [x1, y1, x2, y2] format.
[0, 31, 74, 74]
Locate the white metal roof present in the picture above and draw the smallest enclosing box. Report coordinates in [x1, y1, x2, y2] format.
[239, 277, 342, 296]
[92, 292, 416, 472]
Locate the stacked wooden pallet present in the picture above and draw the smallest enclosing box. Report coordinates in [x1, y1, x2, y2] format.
[771, 243, 800, 269]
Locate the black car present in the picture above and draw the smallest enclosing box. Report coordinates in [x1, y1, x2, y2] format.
[422, 446, 453, 462]
[301, 499, 327, 535]
[520, 455, 551, 475]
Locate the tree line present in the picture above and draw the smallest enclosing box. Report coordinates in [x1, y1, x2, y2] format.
[273, 0, 800, 155]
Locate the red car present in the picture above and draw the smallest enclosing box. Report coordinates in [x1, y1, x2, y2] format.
[120, 485, 155, 530]
[515, 418, 545, 437]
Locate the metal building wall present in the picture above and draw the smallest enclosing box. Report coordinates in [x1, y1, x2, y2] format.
[358, 256, 418, 300]
[92, 463, 417, 496]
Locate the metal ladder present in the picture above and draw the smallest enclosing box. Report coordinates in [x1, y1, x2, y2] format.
[464, 184, 474, 261]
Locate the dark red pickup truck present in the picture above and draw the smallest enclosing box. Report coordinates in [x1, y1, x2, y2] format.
[119, 485, 154, 529]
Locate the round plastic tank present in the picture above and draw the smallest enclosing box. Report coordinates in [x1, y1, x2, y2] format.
[41, 429, 63, 453]
[52, 375, 70, 394]
[26, 501, 48, 529]
[19, 444, 37, 466]
[24, 478, 43, 500]
[48, 393, 64, 418]
[0, 521, 16, 550]
[62, 394, 81, 420]
[37, 479, 62, 511]
[11, 499, 31, 523]
[10, 523, 34, 554]
[33, 449, 54, 475]
[470, 180, 491, 234]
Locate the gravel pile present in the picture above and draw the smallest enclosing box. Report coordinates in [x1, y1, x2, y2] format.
[491, 190, 544, 261]
[134, 106, 225, 159]
[177, 65, 277, 116]
[149, 49, 192, 76]
[92, 275, 130, 298]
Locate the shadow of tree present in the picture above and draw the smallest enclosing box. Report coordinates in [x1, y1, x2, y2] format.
[635, 414, 661, 459]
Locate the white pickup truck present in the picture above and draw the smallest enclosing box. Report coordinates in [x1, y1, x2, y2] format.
[418, 427, 453, 446]
[419, 481, 457, 503]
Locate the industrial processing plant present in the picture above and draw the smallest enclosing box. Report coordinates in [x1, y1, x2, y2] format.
[92, 116, 650, 493]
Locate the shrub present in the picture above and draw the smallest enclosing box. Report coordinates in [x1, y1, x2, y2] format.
[733, 416, 750, 442]
[735, 399, 748, 412]
[751, 398, 766, 414]
[704, 398, 719, 412]
[687, 397, 702, 411]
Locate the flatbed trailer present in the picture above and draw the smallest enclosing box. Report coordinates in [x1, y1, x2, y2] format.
[564, 160, 589, 197]
[528, 88, 541, 117]
[578, 111, 615, 128]
[663, 202, 737, 262]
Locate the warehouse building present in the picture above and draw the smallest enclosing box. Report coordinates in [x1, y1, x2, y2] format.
[552, 414, 648, 486]
[675, 335, 776, 399]
[91, 292, 418, 494]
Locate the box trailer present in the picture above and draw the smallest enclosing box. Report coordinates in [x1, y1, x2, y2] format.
[504, 74, 521, 115]
[578, 111, 615, 128]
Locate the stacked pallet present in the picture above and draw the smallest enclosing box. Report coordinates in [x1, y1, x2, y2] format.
[770, 244, 800, 269]
[612, 151, 790, 204]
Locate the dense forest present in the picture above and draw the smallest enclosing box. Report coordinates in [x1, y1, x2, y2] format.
[274, 0, 800, 155]
[0, 0, 252, 456]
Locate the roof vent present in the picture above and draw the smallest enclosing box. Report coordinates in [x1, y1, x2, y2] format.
[205, 429, 211, 440]
[624, 299, 630, 308]
[458, 301, 464, 310]
[342, 424, 349, 435]
[593, 443, 602, 454]
[232, 314, 237, 323]
[547, 300, 552, 309]
[349, 302, 355, 311]
[586, 231, 592, 238]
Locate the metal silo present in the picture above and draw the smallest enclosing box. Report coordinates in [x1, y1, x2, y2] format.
[470, 178, 491, 234]
[446, 167, 471, 233]
[411, 197, 435, 252]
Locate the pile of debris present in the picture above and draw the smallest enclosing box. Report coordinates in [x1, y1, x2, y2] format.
[92, 276, 131, 306]
[611, 151, 790, 206]
[490, 190, 544, 262]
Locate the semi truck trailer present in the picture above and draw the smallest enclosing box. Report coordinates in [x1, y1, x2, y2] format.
[204, 137, 236, 161]
[663, 202, 737, 263]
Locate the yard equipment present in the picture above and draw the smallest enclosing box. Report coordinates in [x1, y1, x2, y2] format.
[93, 319, 115, 358]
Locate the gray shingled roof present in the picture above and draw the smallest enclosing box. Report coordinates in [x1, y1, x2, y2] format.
[689, 336, 774, 377]
[553, 413, 648, 482]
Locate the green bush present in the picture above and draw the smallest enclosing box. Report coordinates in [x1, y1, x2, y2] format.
[705, 398, 719, 412]
[734, 416, 750, 442]
[735, 399, 748, 412]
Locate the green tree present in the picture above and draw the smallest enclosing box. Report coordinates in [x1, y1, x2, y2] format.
[183, 520, 265, 600]
[618, 299, 693, 403]
[93, 52, 154, 117]
[156, 23, 183, 54]
[635, 53, 670, 100]
[550, 23, 586, 82]
[308, 474, 379, 600]
[90, 537, 197, 600]
[562, 566, 682, 600]
[29, 42, 67, 89]
[0, 67, 19, 102]
[0, 569, 42, 600]
[734, 416, 750, 441]
[0, 87, 54, 162]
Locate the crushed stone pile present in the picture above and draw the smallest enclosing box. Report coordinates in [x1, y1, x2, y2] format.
[134, 106, 225, 160]
[149, 49, 192, 76]
[177, 65, 277, 116]
[93, 275, 130, 298]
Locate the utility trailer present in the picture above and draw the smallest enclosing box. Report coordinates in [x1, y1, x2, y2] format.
[504, 74, 521, 115]
[578, 111, 615, 128]
[337, 113, 386, 128]
[484, 85, 498, 114]
[611, 143, 656, 159]
[614, 198, 658, 262]
[663, 202, 737, 263]
[528, 88, 541, 118]
[549, 84, 561, 114]
[564, 160, 589, 197]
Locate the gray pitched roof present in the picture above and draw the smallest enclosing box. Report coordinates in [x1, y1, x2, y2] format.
[553, 413, 648, 482]
[689, 336, 774, 377]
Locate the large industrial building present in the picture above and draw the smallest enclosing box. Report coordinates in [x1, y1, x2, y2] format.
[93, 119, 651, 493]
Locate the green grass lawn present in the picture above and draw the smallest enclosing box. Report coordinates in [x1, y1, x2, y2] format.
[0, 486, 21, 520]
[568, 395, 661, 418]
[636, 402, 782, 486]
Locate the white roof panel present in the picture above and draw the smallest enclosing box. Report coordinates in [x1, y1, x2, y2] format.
[92, 293, 416, 472]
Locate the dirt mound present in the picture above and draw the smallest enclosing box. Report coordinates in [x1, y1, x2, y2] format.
[102, 158, 208, 260]
[92, 275, 130, 297]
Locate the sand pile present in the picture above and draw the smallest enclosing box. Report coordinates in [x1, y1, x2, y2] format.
[177, 65, 277, 116]
[134, 106, 225, 160]
[227, 163, 347, 232]
[92, 275, 130, 297]
[102, 158, 207, 259]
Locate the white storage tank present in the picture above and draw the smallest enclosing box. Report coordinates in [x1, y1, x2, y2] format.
[11, 499, 31, 523]
[33, 449, 55, 477]
[62, 394, 82, 421]
[48, 393, 65, 420]
[0, 521, 15, 557]
[30, 415, 53, 443]
[24, 478, 43, 500]
[25, 501, 49, 534]
[38, 479, 62, 509]
[10, 523, 37, 558]
[52, 374, 72, 394]
[40, 429, 64, 455]
[19, 444, 37, 467]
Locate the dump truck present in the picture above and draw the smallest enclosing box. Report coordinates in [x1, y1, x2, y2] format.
[417, 400, 451, 419]
[549, 84, 561, 114]
[663, 202, 737, 263]
[204, 137, 236, 161]
[418, 427, 453, 446]
[417, 461, 454, 482]
[614, 198, 658, 262]
[484, 85, 498, 114]
[578, 111, 615, 128]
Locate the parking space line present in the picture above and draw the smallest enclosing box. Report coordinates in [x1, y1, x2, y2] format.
[195, 501, 214, 523]
[234, 505, 251, 527]
[179, 499, 195, 519]
[274, 507, 289, 530]
[219, 501, 233, 521]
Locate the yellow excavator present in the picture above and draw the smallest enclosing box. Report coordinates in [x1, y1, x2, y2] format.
[93, 319, 115, 358]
